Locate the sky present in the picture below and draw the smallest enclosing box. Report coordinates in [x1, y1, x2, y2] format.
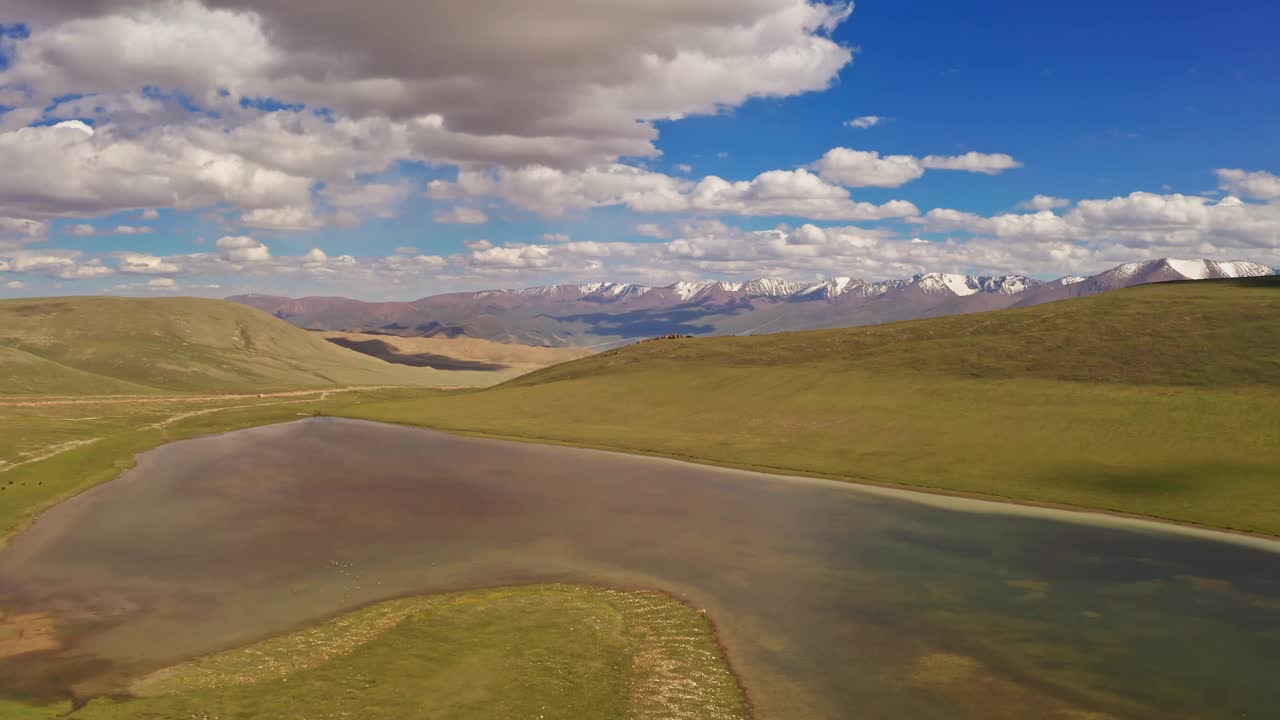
[0, 0, 1277, 300]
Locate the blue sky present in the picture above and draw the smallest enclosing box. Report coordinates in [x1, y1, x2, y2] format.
[0, 1, 1277, 299]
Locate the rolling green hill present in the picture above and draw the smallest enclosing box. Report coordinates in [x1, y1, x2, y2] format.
[340, 277, 1280, 535]
[0, 296, 505, 393]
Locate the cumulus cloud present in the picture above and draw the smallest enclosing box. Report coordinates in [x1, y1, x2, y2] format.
[0, 217, 46, 243]
[434, 206, 489, 225]
[634, 223, 670, 238]
[813, 149, 925, 187]
[0, 121, 314, 219]
[541, 233, 571, 243]
[439, 163, 917, 220]
[814, 148, 1021, 187]
[117, 253, 181, 274]
[1019, 195, 1070, 211]
[216, 235, 271, 263]
[3, 0, 854, 168]
[845, 115, 884, 129]
[239, 206, 325, 231]
[4, 280, 25, 289]
[1216, 168, 1280, 201]
[919, 152, 1022, 175]
[916, 192, 1280, 266]
[322, 181, 413, 224]
[113, 225, 154, 235]
[0, 249, 115, 279]
[686, 169, 918, 220]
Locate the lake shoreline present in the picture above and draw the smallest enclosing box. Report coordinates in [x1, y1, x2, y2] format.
[5, 415, 1277, 719]
[336, 416, 1280, 552]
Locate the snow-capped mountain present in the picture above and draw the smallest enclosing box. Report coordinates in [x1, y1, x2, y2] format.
[231, 258, 1275, 347]
[909, 273, 1041, 297]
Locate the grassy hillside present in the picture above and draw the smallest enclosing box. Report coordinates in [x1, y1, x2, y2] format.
[338, 278, 1280, 535]
[320, 331, 594, 370]
[517, 276, 1280, 388]
[0, 297, 510, 393]
[4, 585, 745, 720]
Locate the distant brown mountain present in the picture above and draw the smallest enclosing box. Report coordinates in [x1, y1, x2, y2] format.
[229, 258, 1274, 348]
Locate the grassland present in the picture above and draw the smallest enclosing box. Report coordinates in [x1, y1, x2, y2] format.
[0, 280, 1276, 718]
[334, 278, 1280, 536]
[0, 296, 516, 393]
[321, 330, 594, 370]
[2, 584, 746, 720]
[0, 295, 517, 544]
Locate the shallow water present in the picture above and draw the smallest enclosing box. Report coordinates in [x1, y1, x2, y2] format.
[1, 418, 1278, 719]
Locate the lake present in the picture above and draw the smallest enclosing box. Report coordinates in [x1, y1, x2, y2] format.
[1, 418, 1277, 719]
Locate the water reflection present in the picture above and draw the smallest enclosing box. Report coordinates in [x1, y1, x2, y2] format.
[1, 418, 1277, 719]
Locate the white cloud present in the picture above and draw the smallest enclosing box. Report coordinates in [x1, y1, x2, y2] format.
[443, 163, 917, 220]
[113, 225, 154, 235]
[446, 164, 689, 216]
[52, 120, 94, 135]
[139, 208, 161, 220]
[814, 148, 1021, 188]
[239, 206, 325, 231]
[216, 235, 271, 263]
[634, 223, 670, 238]
[813, 148, 925, 187]
[0, 217, 47, 243]
[687, 169, 919, 220]
[1216, 168, 1280, 201]
[69, 224, 97, 237]
[845, 115, 884, 129]
[3, 0, 855, 168]
[323, 181, 413, 224]
[541, 233, 572, 243]
[0, 249, 115, 279]
[148, 277, 176, 288]
[919, 152, 1022, 175]
[0, 122, 315, 219]
[434, 207, 489, 225]
[467, 244, 555, 270]
[4, 281, 25, 289]
[1019, 195, 1070, 211]
[117, 253, 181, 275]
[915, 192, 1280, 269]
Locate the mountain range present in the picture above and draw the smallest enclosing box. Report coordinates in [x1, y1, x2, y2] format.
[230, 258, 1275, 348]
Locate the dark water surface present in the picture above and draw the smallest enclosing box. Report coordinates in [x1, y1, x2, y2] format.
[1, 418, 1278, 719]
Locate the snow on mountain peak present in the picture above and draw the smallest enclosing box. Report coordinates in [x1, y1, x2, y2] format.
[914, 273, 979, 296]
[590, 282, 650, 298]
[976, 275, 1038, 294]
[501, 259, 1270, 306]
[800, 276, 858, 299]
[1163, 258, 1211, 280]
[1206, 260, 1273, 278]
[669, 281, 706, 300]
[740, 278, 805, 297]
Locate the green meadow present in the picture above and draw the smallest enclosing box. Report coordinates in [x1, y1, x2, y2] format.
[1, 278, 1277, 719]
[338, 278, 1280, 536]
[3, 585, 746, 720]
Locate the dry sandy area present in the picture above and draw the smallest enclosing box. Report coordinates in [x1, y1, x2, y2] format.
[320, 331, 592, 370]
